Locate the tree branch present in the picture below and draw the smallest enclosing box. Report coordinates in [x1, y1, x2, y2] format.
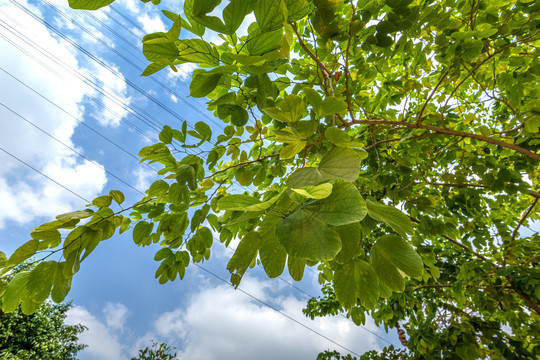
[364, 133, 440, 150]
[207, 154, 279, 179]
[344, 2, 356, 122]
[417, 68, 451, 125]
[511, 198, 538, 242]
[343, 119, 540, 161]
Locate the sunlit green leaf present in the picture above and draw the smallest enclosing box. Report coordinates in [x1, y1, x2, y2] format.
[366, 198, 414, 237]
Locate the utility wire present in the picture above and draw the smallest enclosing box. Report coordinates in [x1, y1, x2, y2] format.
[0, 21, 160, 142]
[0, 66, 143, 165]
[0, 149, 366, 357]
[11, 0, 225, 132]
[0, 146, 90, 203]
[221, 244, 394, 346]
[0, 102, 145, 195]
[193, 262, 363, 357]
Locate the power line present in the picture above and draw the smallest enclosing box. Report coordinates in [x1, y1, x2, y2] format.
[0, 66, 143, 165]
[0, 140, 371, 356]
[0, 20, 160, 142]
[12, 0, 225, 132]
[221, 244, 394, 346]
[0, 146, 90, 203]
[0, 101, 145, 195]
[193, 262, 363, 357]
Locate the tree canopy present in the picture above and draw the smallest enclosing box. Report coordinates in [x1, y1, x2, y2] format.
[0, 264, 86, 359]
[1, 0, 540, 358]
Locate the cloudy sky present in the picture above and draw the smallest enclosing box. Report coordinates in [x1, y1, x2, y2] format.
[0, 1, 401, 358]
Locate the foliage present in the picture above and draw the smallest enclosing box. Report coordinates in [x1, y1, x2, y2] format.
[318, 346, 407, 360]
[0, 263, 86, 360]
[131, 340, 177, 360]
[2, 0, 540, 358]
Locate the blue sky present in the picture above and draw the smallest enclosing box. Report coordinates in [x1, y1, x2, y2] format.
[0, 0, 402, 358]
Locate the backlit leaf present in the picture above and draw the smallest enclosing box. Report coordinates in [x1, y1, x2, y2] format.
[68, 0, 114, 10]
[366, 198, 413, 237]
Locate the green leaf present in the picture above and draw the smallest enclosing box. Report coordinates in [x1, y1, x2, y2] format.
[304, 88, 323, 111]
[142, 62, 167, 76]
[287, 256, 306, 281]
[274, 128, 302, 142]
[92, 195, 112, 208]
[325, 127, 352, 145]
[280, 140, 306, 159]
[227, 231, 262, 276]
[318, 147, 362, 182]
[286, 167, 324, 187]
[254, 0, 285, 32]
[195, 121, 212, 141]
[217, 194, 261, 211]
[176, 165, 197, 190]
[287, 148, 362, 187]
[355, 260, 379, 309]
[259, 218, 287, 278]
[51, 263, 72, 303]
[284, 0, 311, 21]
[62, 227, 86, 257]
[370, 235, 423, 292]
[276, 209, 341, 261]
[27, 261, 58, 304]
[68, 0, 114, 10]
[56, 209, 94, 220]
[32, 218, 80, 232]
[303, 180, 367, 226]
[190, 71, 222, 98]
[142, 42, 178, 63]
[317, 97, 348, 117]
[109, 190, 125, 205]
[148, 180, 169, 198]
[334, 260, 358, 309]
[334, 222, 362, 264]
[133, 221, 154, 245]
[222, 0, 254, 34]
[366, 198, 414, 237]
[159, 125, 174, 144]
[7, 240, 39, 267]
[192, 0, 221, 17]
[262, 95, 306, 124]
[246, 29, 283, 56]
[177, 39, 219, 65]
[166, 14, 182, 40]
[2, 271, 30, 313]
[183, 0, 206, 36]
[230, 106, 249, 126]
[291, 183, 333, 199]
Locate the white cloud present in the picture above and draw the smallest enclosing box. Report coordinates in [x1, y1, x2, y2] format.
[0, 0, 107, 228]
[168, 63, 197, 82]
[133, 166, 156, 192]
[103, 302, 130, 332]
[90, 61, 131, 127]
[155, 277, 382, 360]
[66, 305, 126, 360]
[116, 0, 142, 16]
[137, 12, 166, 34]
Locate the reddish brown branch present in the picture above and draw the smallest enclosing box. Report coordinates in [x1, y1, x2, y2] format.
[344, 2, 356, 122]
[364, 133, 440, 150]
[343, 119, 540, 161]
[511, 198, 539, 242]
[207, 154, 279, 179]
[417, 68, 451, 125]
